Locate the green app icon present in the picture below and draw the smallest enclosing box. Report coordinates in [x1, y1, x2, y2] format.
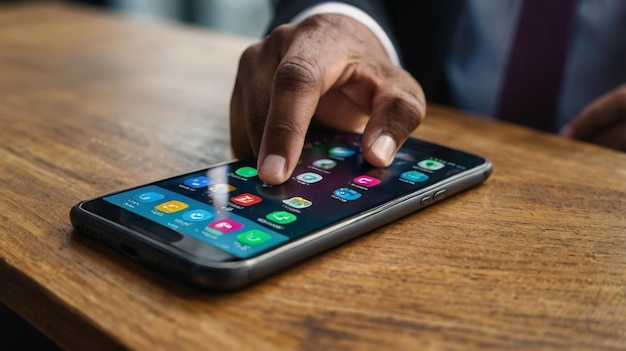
[266, 211, 297, 225]
[418, 159, 445, 170]
[235, 166, 258, 178]
[237, 230, 272, 246]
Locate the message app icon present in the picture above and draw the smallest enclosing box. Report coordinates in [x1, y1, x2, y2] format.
[155, 200, 189, 213]
[296, 172, 323, 184]
[312, 159, 337, 170]
[237, 230, 272, 246]
[235, 166, 258, 178]
[182, 209, 213, 222]
[283, 196, 312, 209]
[401, 170, 429, 182]
[266, 211, 297, 224]
[334, 188, 362, 201]
[133, 192, 164, 203]
[208, 219, 243, 233]
[231, 193, 262, 206]
[184, 176, 212, 188]
[329, 146, 356, 158]
[418, 159, 445, 171]
[353, 175, 381, 187]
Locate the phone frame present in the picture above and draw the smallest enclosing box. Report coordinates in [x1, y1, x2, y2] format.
[71, 136, 492, 290]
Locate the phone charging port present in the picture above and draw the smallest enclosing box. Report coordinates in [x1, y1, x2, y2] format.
[120, 244, 139, 260]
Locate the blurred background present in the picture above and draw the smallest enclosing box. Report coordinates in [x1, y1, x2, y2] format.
[1, 0, 273, 38]
[0, 1, 272, 349]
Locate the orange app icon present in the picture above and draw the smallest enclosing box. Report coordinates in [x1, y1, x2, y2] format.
[155, 200, 189, 213]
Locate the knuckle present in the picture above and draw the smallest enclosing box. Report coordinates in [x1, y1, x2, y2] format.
[385, 93, 426, 132]
[390, 92, 426, 126]
[267, 119, 307, 142]
[274, 58, 321, 92]
[268, 23, 293, 42]
[237, 42, 263, 76]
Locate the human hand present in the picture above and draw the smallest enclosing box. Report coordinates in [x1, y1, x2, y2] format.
[230, 14, 425, 184]
[560, 84, 626, 152]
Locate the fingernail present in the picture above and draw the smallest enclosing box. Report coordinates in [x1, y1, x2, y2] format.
[371, 134, 396, 165]
[260, 154, 286, 181]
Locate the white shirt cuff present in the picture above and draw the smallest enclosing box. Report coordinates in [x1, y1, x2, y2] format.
[289, 2, 401, 67]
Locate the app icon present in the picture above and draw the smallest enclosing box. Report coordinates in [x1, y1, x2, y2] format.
[329, 146, 356, 158]
[182, 209, 213, 222]
[184, 176, 212, 188]
[133, 191, 164, 203]
[296, 172, 323, 184]
[401, 170, 429, 182]
[209, 183, 236, 194]
[266, 211, 297, 224]
[312, 159, 337, 170]
[208, 219, 243, 233]
[334, 188, 362, 201]
[235, 166, 258, 178]
[283, 196, 312, 209]
[155, 200, 189, 213]
[418, 159, 445, 171]
[237, 230, 272, 246]
[231, 193, 262, 206]
[353, 175, 381, 187]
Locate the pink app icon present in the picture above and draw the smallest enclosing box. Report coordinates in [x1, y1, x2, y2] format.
[353, 175, 381, 187]
[208, 219, 243, 233]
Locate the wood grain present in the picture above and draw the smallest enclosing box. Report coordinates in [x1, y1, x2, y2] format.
[1, 3, 625, 350]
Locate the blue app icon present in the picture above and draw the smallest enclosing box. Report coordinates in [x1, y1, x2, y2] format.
[133, 191, 165, 203]
[401, 170, 429, 182]
[184, 176, 212, 188]
[334, 187, 362, 201]
[182, 209, 213, 222]
[329, 147, 356, 158]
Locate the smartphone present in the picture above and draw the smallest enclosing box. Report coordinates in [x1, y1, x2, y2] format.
[71, 133, 492, 290]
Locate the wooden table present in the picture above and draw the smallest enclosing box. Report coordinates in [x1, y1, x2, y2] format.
[1, 3, 625, 350]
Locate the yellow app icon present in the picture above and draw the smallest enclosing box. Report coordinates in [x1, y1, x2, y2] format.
[155, 200, 189, 213]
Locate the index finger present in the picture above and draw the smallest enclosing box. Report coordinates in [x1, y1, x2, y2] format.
[257, 24, 354, 184]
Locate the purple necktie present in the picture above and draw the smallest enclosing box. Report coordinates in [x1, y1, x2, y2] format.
[497, 0, 578, 132]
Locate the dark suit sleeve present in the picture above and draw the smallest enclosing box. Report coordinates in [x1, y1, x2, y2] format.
[267, 0, 400, 61]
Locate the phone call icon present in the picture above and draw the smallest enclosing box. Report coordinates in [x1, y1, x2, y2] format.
[237, 230, 272, 246]
[266, 211, 297, 224]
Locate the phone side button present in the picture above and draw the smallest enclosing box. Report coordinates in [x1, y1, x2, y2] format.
[433, 189, 447, 201]
[420, 196, 432, 206]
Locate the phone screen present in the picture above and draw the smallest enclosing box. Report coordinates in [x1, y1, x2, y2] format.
[80, 134, 487, 261]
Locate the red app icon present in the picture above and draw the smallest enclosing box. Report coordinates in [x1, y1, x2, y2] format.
[353, 175, 381, 187]
[231, 193, 262, 206]
[208, 219, 243, 233]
